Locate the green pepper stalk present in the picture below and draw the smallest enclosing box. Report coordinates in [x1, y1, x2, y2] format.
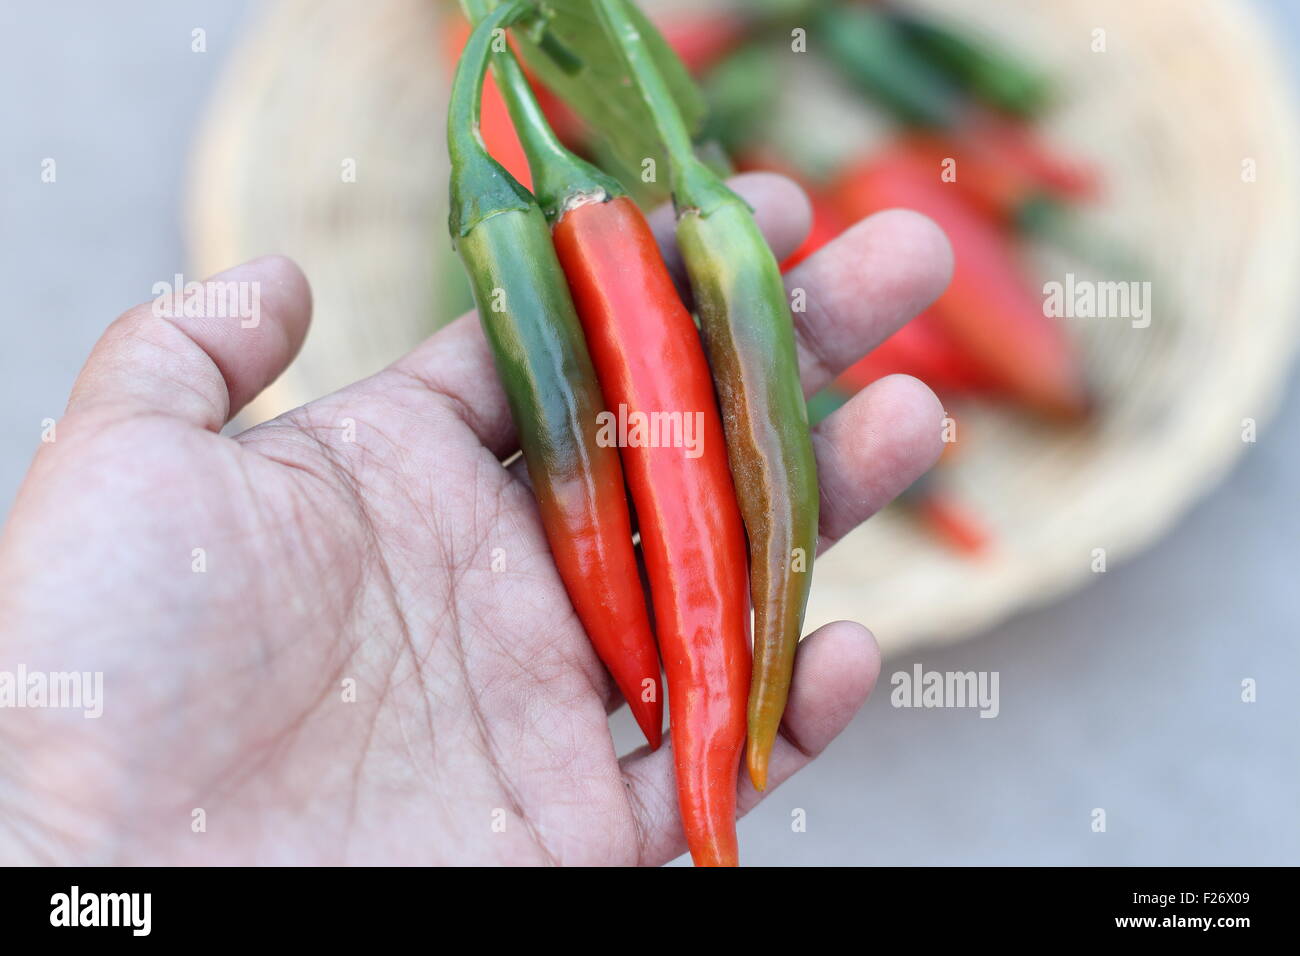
[447, 0, 664, 748]
[596, 0, 819, 791]
[458, 0, 626, 219]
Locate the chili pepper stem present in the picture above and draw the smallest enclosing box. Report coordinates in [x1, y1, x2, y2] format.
[447, 1, 535, 238]
[461, 0, 624, 219]
[593, 0, 736, 214]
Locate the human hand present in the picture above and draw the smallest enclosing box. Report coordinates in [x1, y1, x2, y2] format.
[0, 174, 951, 865]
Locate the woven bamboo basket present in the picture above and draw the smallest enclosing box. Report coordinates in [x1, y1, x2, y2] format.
[187, 0, 1300, 655]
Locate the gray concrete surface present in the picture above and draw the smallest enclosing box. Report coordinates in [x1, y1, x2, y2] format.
[2, 1, 1296, 865]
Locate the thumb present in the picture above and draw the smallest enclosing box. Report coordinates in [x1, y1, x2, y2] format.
[66, 256, 311, 431]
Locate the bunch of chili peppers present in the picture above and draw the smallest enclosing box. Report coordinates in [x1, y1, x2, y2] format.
[446, 0, 817, 866]
[441, 0, 1104, 559]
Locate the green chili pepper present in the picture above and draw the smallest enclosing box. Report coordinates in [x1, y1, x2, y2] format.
[814, 1, 960, 127]
[447, 0, 665, 748]
[597, 0, 818, 791]
[887, 7, 1052, 118]
[701, 45, 778, 154]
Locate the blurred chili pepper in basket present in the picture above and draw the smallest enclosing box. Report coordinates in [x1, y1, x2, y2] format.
[834, 150, 1092, 421]
[966, 110, 1098, 201]
[886, 130, 1049, 226]
[701, 45, 779, 156]
[884, 3, 1053, 118]
[884, 131, 1140, 279]
[815, 1, 1098, 201]
[900, 473, 992, 557]
[745, 152, 990, 405]
[782, 186, 846, 270]
[837, 311, 997, 397]
[735, 149, 843, 270]
[751, 149, 999, 399]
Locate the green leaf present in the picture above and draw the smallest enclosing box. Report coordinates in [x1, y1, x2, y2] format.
[508, 0, 708, 200]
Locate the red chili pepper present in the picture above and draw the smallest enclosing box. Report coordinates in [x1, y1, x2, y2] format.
[738, 152, 994, 399]
[880, 132, 1043, 227]
[743, 148, 1039, 403]
[875, 134, 1134, 279]
[903, 482, 991, 557]
[597, 0, 818, 796]
[781, 188, 846, 271]
[554, 196, 751, 866]
[834, 152, 1091, 421]
[965, 110, 1099, 202]
[836, 310, 996, 396]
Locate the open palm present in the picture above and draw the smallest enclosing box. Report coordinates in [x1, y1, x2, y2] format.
[0, 175, 951, 865]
